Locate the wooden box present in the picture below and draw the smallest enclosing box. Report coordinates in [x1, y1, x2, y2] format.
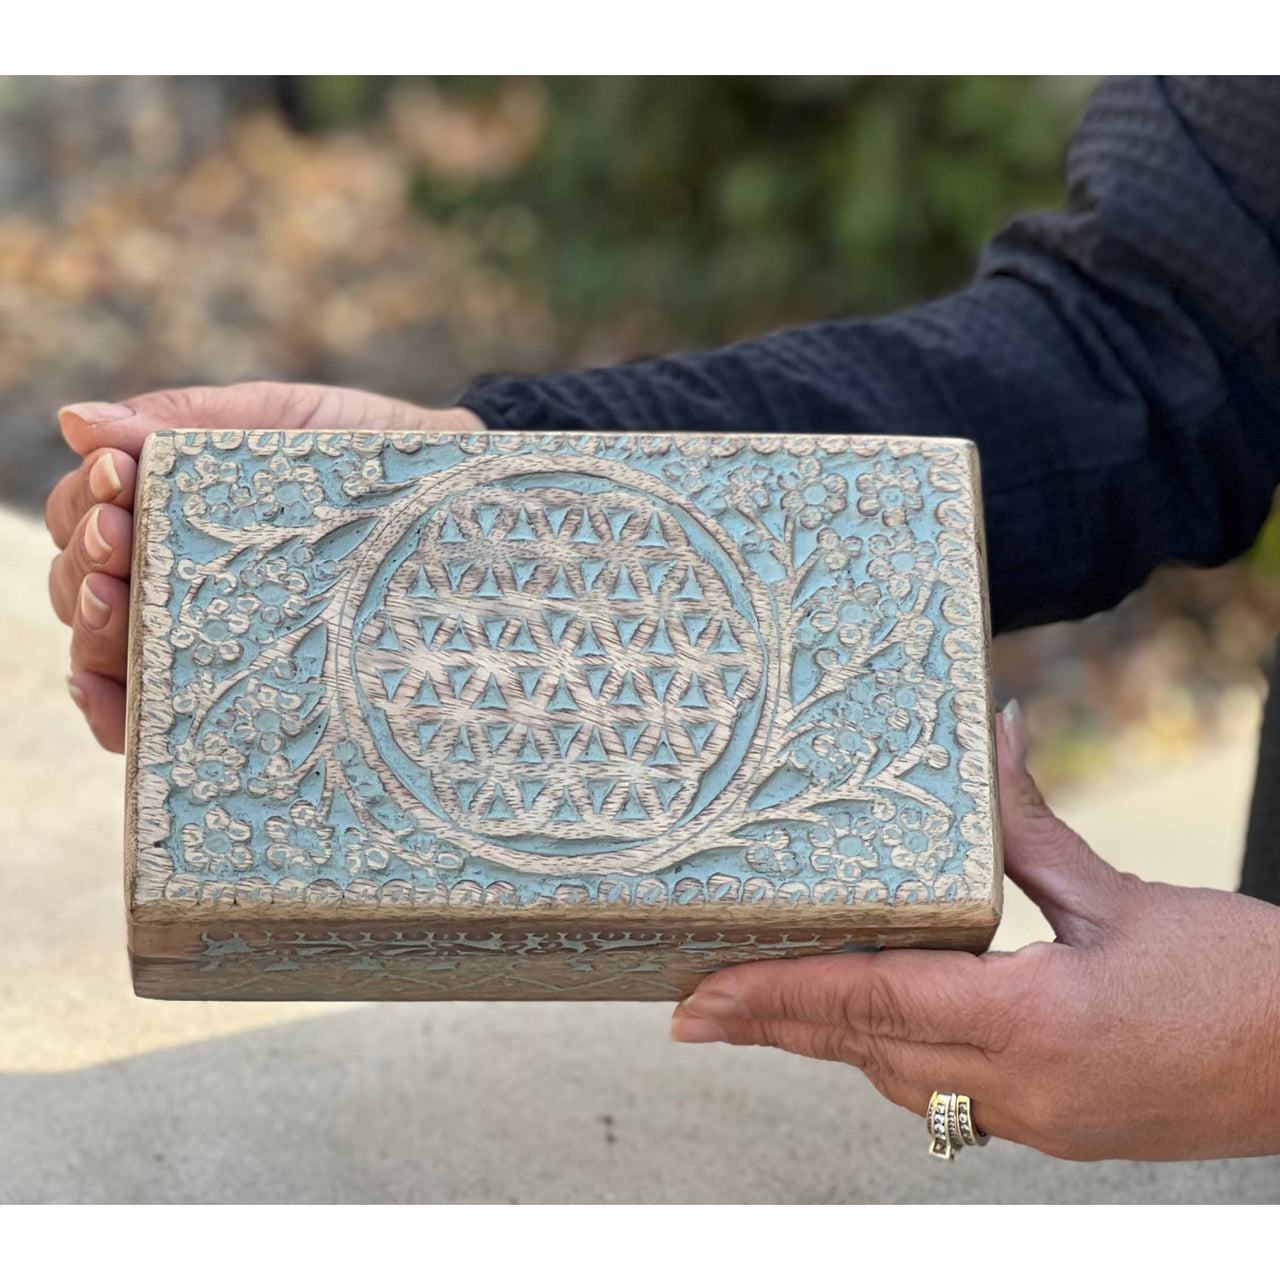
[125, 428, 1001, 999]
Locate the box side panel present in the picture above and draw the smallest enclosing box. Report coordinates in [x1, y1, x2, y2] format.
[959, 440, 1003, 919]
[124, 434, 178, 913]
[129, 912, 997, 1001]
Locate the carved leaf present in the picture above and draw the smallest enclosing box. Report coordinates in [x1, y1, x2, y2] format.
[296, 758, 327, 805]
[791, 559, 835, 612]
[284, 708, 329, 770]
[291, 624, 329, 682]
[789, 646, 822, 704]
[310, 516, 379, 564]
[747, 763, 811, 812]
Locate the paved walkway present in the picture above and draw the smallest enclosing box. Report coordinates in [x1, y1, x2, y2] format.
[2, 504, 1277, 1202]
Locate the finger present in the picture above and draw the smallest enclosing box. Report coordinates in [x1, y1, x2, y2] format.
[996, 700, 1128, 944]
[66, 671, 127, 754]
[45, 448, 138, 550]
[675, 948, 1011, 1049]
[668, 1005, 1024, 1135]
[670, 1002, 993, 1079]
[70, 573, 130, 683]
[57, 381, 439, 459]
[48, 504, 135, 624]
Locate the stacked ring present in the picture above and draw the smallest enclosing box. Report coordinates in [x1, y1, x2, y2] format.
[925, 1091, 987, 1160]
[955, 1094, 989, 1148]
[926, 1091, 955, 1161]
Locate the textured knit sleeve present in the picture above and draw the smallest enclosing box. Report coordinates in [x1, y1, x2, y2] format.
[460, 76, 1280, 633]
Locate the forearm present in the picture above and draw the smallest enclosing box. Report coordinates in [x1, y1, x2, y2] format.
[463, 77, 1280, 633]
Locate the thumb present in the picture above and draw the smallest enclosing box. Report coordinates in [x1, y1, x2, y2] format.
[57, 381, 456, 459]
[996, 700, 1128, 946]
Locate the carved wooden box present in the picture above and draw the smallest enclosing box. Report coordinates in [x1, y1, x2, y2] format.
[125, 429, 1000, 999]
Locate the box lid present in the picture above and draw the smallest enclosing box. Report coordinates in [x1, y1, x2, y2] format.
[126, 430, 1000, 939]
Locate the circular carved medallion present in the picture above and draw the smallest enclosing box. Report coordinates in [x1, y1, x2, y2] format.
[341, 458, 772, 876]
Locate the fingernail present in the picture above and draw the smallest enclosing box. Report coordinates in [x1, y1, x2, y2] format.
[66, 677, 88, 711]
[78, 578, 111, 629]
[670, 1011, 727, 1044]
[1001, 698, 1029, 769]
[59, 402, 135, 430]
[88, 453, 122, 503]
[680, 988, 748, 1021]
[84, 508, 113, 564]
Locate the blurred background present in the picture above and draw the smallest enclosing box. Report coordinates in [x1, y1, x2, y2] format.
[1, 74, 1277, 794]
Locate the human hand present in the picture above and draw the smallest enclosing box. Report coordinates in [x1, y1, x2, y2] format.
[45, 381, 483, 752]
[671, 702, 1280, 1161]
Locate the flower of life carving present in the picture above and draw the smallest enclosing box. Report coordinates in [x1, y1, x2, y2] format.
[343, 460, 773, 876]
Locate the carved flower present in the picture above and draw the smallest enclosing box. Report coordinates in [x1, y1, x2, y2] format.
[661, 457, 709, 497]
[745, 829, 800, 877]
[244, 550, 310, 589]
[172, 671, 218, 717]
[867, 530, 937, 600]
[800, 728, 867, 786]
[779, 457, 848, 529]
[176, 455, 257, 528]
[246, 753, 295, 800]
[883, 804, 955, 884]
[339, 828, 394, 876]
[171, 733, 247, 801]
[815, 527, 863, 571]
[249, 455, 325, 524]
[223, 683, 306, 755]
[874, 661, 945, 710]
[171, 596, 250, 665]
[720, 463, 772, 516]
[334, 453, 385, 497]
[235, 556, 309, 637]
[808, 811, 880, 880]
[264, 800, 335, 871]
[174, 453, 241, 496]
[397, 829, 465, 875]
[810, 581, 883, 650]
[181, 806, 253, 875]
[855, 462, 924, 526]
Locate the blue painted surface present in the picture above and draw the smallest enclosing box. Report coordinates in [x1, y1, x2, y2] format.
[152, 432, 990, 910]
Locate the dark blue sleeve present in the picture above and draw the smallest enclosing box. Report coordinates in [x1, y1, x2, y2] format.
[460, 76, 1280, 633]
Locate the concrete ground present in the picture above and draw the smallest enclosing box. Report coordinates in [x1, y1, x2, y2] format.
[2, 503, 1278, 1203]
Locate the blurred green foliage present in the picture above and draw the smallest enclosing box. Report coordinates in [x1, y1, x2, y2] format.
[288, 76, 1095, 351]
[1247, 493, 1280, 581]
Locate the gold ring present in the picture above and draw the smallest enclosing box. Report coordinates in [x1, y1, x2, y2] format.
[955, 1094, 988, 1147]
[925, 1091, 987, 1159]
[925, 1091, 955, 1160]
